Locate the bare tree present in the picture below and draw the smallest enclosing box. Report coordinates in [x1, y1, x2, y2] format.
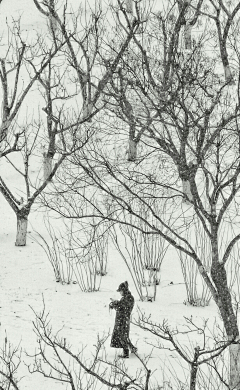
[27, 301, 152, 390]
[0, 0, 142, 246]
[134, 310, 234, 390]
[32, 0, 142, 122]
[0, 19, 65, 148]
[0, 302, 234, 390]
[39, 1, 240, 388]
[207, 0, 240, 84]
[0, 19, 68, 245]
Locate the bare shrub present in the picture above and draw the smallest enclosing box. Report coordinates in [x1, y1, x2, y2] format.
[63, 219, 110, 292]
[0, 335, 22, 390]
[31, 219, 73, 284]
[177, 215, 212, 307]
[111, 219, 170, 302]
[109, 198, 172, 301]
[68, 247, 102, 292]
[32, 217, 110, 292]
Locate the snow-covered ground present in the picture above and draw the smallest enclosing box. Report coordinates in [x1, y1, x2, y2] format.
[0, 1, 228, 389]
[0, 178, 220, 389]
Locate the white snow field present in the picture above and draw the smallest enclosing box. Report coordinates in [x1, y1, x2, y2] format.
[0, 1, 232, 389]
[0, 190, 219, 390]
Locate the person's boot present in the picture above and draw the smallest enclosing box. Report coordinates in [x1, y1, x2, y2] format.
[118, 348, 129, 358]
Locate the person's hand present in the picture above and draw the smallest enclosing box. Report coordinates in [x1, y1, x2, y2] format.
[109, 301, 114, 309]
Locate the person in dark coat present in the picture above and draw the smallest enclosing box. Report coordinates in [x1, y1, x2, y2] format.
[109, 281, 137, 358]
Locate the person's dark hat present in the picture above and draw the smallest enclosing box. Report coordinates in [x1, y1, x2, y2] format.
[117, 281, 129, 292]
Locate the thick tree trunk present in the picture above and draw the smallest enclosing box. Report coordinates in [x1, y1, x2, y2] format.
[190, 364, 198, 390]
[211, 230, 240, 389]
[127, 139, 137, 161]
[211, 263, 238, 337]
[182, 179, 193, 203]
[43, 154, 53, 181]
[229, 339, 240, 390]
[15, 214, 28, 246]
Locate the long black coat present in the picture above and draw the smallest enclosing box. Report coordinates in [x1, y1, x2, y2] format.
[110, 291, 134, 349]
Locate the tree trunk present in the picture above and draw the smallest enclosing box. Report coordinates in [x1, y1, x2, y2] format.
[211, 263, 238, 337]
[184, 23, 192, 50]
[49, 15, 57, 34]
[82, 103, 93, 122]
[0, 98, 10, 143]
[125, 0, 133, 13]
[219, 42, 234, 84]
[43, 154, 53, 181]
[224, 64, 235, 85]
[229, 339, 240, 390]
[0, 120, 10, 144]
[128, 139, 137, 161]
[15, 214, 28, 246]
[190, 346, 200, 390]
[182, 179, 193, 204]
[211, 242, 240, 389]
[48, 0, 58, 35]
